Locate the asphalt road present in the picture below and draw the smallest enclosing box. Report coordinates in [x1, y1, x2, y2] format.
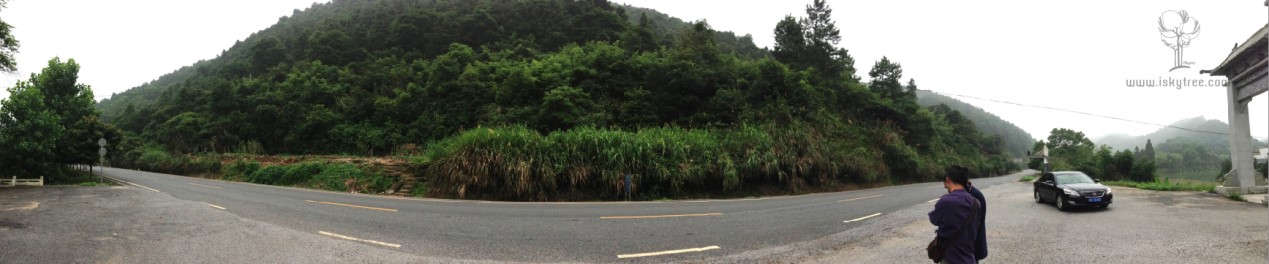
[810, 176, 1268, 263]
[64, 167, 1029, 263]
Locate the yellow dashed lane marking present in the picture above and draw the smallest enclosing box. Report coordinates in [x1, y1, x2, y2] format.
[600, 213, 722, 219]
[305, 200, 398, 212]
[188, 183, 222, 189]
[838, 194, 883, 203]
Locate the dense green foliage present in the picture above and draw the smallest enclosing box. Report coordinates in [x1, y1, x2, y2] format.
[0, 58, 122, 179]
[222, 160, 392, 193]
[96, 0, 1021, 200]
[619, 5, 766, 60]
[1028, 128, 1157, 182]
[0, 0, 17, 72]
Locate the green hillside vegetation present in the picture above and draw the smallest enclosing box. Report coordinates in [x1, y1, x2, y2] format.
[91, 0, 1020, 200]
[915, 90, 1034, 157]
[1029, 128, 1157, 182]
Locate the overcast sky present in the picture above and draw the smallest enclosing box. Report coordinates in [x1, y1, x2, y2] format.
[1, 0, 1267, 144]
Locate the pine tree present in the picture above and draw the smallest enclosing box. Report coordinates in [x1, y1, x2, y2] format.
[771, 0, 856, 81]
[1142, 139, 1156, 162]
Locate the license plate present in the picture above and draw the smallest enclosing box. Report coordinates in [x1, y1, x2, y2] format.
[1089, 197, 1101, 203]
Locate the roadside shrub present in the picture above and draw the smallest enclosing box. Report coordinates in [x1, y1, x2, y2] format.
[279, 162, 324, 186]
[419, 122, 921, 201]
[307, 163, 393, 193]
[248, 166, 288, 185]
[125, 147, 221, 176]
[222, 160, 261, 181]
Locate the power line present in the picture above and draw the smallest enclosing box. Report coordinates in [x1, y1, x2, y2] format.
[931, 91, 1269, 141]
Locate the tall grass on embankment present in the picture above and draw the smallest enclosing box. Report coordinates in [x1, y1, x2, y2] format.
[416, 122, 1003, 201]
[1103, 178, 1217, 192]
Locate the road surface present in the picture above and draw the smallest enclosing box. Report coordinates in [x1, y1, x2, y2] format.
[65, 167, 1025, 263]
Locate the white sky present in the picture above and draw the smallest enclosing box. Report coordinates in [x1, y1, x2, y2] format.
[2, 0, 1267, 144]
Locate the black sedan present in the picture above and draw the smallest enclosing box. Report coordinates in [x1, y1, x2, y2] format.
[1033, 171, 1113, 211]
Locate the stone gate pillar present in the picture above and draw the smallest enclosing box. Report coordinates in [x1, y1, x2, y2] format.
[1205, 24, 1267, 195]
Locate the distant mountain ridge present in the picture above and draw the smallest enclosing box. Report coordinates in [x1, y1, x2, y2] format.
[1094, 116, 1229, 151]
[915, 90, 1035, 158]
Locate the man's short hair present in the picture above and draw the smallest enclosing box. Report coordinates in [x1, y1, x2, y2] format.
[946, 165, 971, 186]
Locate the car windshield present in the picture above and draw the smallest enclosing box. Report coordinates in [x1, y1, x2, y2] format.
[1055, 172, 1095, 185]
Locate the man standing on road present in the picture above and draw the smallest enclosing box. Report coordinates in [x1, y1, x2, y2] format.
[959, 166, 988, 262]
[928, 166, 981, 264]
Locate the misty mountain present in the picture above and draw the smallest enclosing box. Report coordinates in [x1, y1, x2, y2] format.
[915, 90, 1035, 158]
[1094, 116, 1230, 152]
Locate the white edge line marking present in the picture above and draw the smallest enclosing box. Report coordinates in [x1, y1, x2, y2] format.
[128, 182, 161, 193]
[319, 231, 402, 248]
[203, 202, 226, 210]
[926, 186, 941, 189]
[837, 194, 883, 203]
[926, 198, 940, 203]
[843, 213, 882, 223]
[617, 245, 721, 259]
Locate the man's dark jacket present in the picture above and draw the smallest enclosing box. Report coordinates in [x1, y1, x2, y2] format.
[929, 189, 979, 264]
[967, 185, 987, 261]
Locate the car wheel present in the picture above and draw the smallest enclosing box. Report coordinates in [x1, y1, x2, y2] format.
[1034, 190, 1044, 203]
[1056, 194, 1067, 211]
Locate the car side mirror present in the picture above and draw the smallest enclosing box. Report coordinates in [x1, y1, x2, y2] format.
[1094, 179, 1101, 183]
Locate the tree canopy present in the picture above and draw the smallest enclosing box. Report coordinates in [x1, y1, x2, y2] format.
[0, 58, 122, 178]
[0, 0, 19, 72]
[95, 0, 1022, 186]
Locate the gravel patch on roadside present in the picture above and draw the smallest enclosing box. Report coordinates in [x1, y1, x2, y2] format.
[699, 180, 1266, 264]
[0, 186, 459, 264]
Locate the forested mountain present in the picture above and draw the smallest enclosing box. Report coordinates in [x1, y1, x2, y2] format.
[619, 5, 767, 60]
[93, 0, 1020, 200]
[915, 90, 1034, 158]
[96, 2, 766, 122]
[1095, 117, 1230, 152]
[1092, 117, 1263, 182]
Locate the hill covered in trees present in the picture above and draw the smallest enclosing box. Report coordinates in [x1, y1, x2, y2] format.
[1094, 117, 1230, 152]
[95, 0, 1021, 200]
[1094, 117, 1266, 182]
[915, 90, 1034, 158]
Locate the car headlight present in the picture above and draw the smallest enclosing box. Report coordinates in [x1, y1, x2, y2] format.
[1105, 187, 1112, 194]
[1063, 188, 1080, 196]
